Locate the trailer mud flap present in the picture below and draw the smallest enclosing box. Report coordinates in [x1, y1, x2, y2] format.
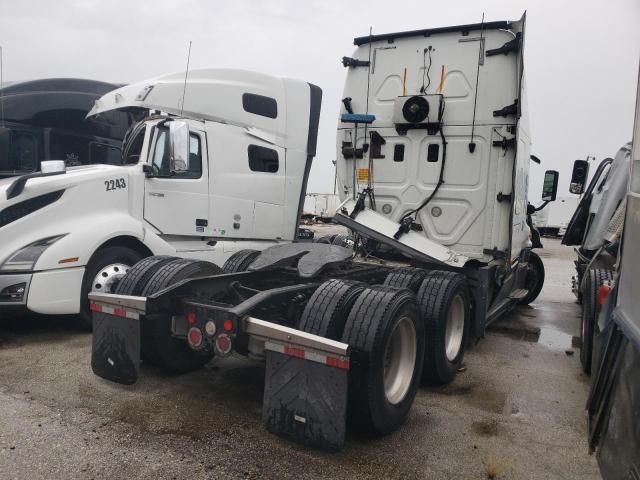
[91, 310, 141, 385]
[263, 349, 348, 451]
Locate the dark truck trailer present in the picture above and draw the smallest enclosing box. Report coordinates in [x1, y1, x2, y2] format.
[586, 67, 640, 479]
[0, 78, 140, 178]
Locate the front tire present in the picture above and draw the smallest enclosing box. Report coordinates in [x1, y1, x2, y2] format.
[580, 268, 613, 374]
[79, 246, 144, 330]
[519, 251, 545, 305]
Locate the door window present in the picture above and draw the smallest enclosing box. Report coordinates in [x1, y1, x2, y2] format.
[89, 142, 122, 165]
[151, 127, 202, 178]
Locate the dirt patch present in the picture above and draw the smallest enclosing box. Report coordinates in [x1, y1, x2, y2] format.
[472, 418, 499, 436]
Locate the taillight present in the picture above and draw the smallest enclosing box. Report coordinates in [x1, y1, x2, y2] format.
[215, 333, 232, 355]
[223, 319, 234, 332]
[187, 327, 204, 349]
[186, 311, 197, 325]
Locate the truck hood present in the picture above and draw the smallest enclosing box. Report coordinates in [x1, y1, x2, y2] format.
[0, 164, 127, 202]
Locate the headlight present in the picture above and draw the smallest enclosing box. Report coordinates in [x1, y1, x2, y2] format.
[0, 234, 67, 272]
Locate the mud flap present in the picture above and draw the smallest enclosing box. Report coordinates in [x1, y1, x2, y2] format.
[263, 350, 348, 451]
[91, 311, 140, 385]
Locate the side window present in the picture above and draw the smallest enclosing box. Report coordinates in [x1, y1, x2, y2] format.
[151, 127, 202, 178]
[248, 145, 279, 173]
[89, 143, 122, 165]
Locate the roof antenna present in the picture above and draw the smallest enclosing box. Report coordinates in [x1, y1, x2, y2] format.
[468, 13, 484, 153]
[0, 45, 5, 127]
[180, 41, 192, 116]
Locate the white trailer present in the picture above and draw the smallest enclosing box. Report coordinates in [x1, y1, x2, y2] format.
[533, 196, 579, 237]
[87, 16, 560, 451]
[303, 193, 341, 222]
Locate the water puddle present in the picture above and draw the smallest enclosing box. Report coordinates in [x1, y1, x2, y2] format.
[537, 327, 577, 350]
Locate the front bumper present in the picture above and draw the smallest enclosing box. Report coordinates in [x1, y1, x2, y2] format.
[0, 273, 32, 305]
[0, 267, 84, 314]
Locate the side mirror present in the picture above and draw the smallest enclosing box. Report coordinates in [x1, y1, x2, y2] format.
[169, 121, 189, 173]
[542, 170, 559, 202]
[569, 159, 589, 194]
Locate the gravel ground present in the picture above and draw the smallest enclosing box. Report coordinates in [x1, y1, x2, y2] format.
[0, 235, 600, 479]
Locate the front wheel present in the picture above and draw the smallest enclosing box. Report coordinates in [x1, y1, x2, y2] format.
[79, 246, 144, 330]
[519, 251, 545, 305]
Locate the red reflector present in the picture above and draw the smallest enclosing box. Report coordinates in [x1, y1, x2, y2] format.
[89, 302, 102, 312]
[284, 346, 305, 359]
[187, 311, 197, 325]
[114, 308, 128, 318]
[597, 283, 612, 306]
[188, 327, 203, 348]
[326, 356, 350, 370]
[223, 319, 234, 332]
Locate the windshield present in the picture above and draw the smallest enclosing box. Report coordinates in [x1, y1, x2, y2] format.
[121, 121, 147, 165]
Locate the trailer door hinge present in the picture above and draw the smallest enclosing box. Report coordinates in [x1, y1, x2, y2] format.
[493, 99, 518, 117]
[342, 56, 370, 68]
[496, 192, 512, 203]
[486, 32, 522, 57]
[492, 137, 516, 149]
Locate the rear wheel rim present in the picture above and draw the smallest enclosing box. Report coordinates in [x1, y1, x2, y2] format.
[92, 263, 131, 293]
[445, 294, 465, 362]
[383, 316, 417, 405]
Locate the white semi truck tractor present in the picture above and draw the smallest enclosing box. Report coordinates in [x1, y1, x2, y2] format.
[0, 69, 319, 328]
[87, 16, 560, 450]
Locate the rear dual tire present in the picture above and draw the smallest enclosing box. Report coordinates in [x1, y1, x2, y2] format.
[580, 268, 613, 375]
[115, 256, 222, 374]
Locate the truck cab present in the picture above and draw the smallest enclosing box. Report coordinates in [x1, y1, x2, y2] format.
[0, 69, 321, 326]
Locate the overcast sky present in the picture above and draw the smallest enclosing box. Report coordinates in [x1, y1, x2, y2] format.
[1, 0, 639, 199]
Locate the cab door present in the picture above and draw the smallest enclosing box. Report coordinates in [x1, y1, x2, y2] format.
[144, 124, 209, 236]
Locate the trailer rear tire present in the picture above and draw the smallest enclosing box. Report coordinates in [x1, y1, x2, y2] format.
[298, 279, 365, 340]
[518, 251, 545, 305]
[141, 258, 222, 373]
[342, 286, 425, 434]
[383, 267, 428, 293]
[417, 272, 470, 385]
[222, 249, 261, 273]
[580, 268, 613, 374]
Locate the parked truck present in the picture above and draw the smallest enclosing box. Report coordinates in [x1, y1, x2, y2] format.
[533, 195, 579, 237]
[87, 16, 561, 450]
[586, 67, 640, 480]
[0, 78, 136, 178]
[562, 144, 631, 373]
[0, 70, 314, 327]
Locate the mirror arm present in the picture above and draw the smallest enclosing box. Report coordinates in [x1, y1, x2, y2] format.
[533, 200, 550, 212]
